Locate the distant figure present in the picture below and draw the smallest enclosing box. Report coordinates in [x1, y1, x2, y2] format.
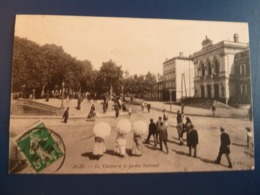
[181, 103, 185, 114]
[45, 90, 50, 102]
[147, 103, 151, 113]
[77, 95, 82, 110]
[122, 103, 127, 112]
[87, 104, 96, 121]
[93, 136, 106, 160]
[145, 119, 157, 146]
[159, 122, 169, 154]
[115, 103, 120, 118]
[128, 105, 132, 118]
[114, 132, 127, 157]
[62, 107, 69, 123]
[155, 117, 163, 144]
[215, 127, 233, 168]
[141, 101, 145, 111]
[163, 109, 168, 121]
[187, 124, 199, 157]
[176, 110, 184, 145]
[118, 97, 122, 110]
[211, 105, 216, 116]
[245, 127, 253, 147]
[131, 133, 143, 156]
[184, 117, 193, 141]
[248, 105, 252, 121]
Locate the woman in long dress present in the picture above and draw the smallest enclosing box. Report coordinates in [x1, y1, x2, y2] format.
[87, 104, 96, 120]
[114, 132, 127, 157]
[93, 136, 106, 160]
[131, 133, 142, 156]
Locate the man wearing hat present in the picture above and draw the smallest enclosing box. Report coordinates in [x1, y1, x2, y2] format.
[215, 127, 233, 168]
[187, 124, 199, 157]
[145, 119, 157, 146]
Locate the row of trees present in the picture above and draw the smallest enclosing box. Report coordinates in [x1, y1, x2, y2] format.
[12, 36, 157, 98]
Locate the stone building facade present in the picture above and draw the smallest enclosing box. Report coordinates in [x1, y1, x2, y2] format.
[191, 34, 249, 104]
[162, 52, 194, 102]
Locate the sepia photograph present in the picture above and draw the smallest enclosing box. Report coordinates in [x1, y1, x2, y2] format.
[9, 15, 254, 174]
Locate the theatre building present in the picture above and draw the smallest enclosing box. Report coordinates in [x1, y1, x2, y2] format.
[191, 34, 249, 104]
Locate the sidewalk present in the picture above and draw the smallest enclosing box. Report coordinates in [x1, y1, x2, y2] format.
[11, 97, 249, 119]
[127, 97, 249, 119]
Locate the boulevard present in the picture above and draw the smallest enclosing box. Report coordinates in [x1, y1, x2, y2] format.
[10, 98, 254, 174]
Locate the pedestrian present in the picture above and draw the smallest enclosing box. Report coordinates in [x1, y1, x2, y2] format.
[215, 127, 233, 168]
[245, 127, 253, 147]
[62, 107, 69, 123]
[145, 119, 157, 146]
[211, 105, 216, 116]
[131, 133, 143, 156]
[181, 103, 185, 114]
[141, 101, 145, 111]
[93, 136, 106, 160]
[147, 103, 151, 113]
[115, 103, 120, 118]
[163, 109, 168, 121]
[87, 104, 96, 121]
[77, 95, 82, 110]
[103, 101, 107, 113]
[184, 117, 193, 141]
[114, 132, 127, 157]
[155, 117, 163, 144]
[176, 110, 185, 145]
[159, 121, 169, 154]
[45, 90, 50, 102]
[187, 124, 199, 157]
[128, 105, 132, 118]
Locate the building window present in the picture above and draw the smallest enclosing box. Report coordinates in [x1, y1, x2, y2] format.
[240, 64, 246, 75]
[240, 84, 247, 95]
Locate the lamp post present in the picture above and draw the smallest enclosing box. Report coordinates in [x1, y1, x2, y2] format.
[61, 82, 65, 109]
[169, 88, 173, 112]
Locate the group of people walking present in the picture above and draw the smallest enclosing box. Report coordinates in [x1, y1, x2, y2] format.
[144, 108, 233, 168]
[62, 97, 234, 169]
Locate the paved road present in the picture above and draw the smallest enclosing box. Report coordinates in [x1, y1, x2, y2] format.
[9, 100, 254, 174]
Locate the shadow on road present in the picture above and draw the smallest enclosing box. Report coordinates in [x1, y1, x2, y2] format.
[244, 151, 254, 157]
[197, 157, 215, 164]
[232, 142, 247, 147]
[81, 152, 100, 160]
[172, 149, 189, 157]
[168, 139, 181, 145]
[145, 145, 160, 151]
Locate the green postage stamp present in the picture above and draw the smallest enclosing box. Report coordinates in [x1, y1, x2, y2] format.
[15, 122, 64, 173]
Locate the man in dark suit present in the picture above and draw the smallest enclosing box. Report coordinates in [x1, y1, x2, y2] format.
[215, 127, 233, 168]
[145, 119, 157, 146]
[187, 124, 199, 157]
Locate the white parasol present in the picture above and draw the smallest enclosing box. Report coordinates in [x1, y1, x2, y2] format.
[116, 119, 132, 134]
[93, 122, 111, 138]
[132, 120, 148, 135]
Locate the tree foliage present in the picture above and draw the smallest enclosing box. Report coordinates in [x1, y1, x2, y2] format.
[12, 36, 157, 98]
[12, 36, 94, 97]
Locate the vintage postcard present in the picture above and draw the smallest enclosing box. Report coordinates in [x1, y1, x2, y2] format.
[9, 15, 254, 174]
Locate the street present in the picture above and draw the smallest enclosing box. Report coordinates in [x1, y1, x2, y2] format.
[10, 99, 254, 174]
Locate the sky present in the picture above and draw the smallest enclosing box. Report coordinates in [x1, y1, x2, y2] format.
[14, 15, 249, 76]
